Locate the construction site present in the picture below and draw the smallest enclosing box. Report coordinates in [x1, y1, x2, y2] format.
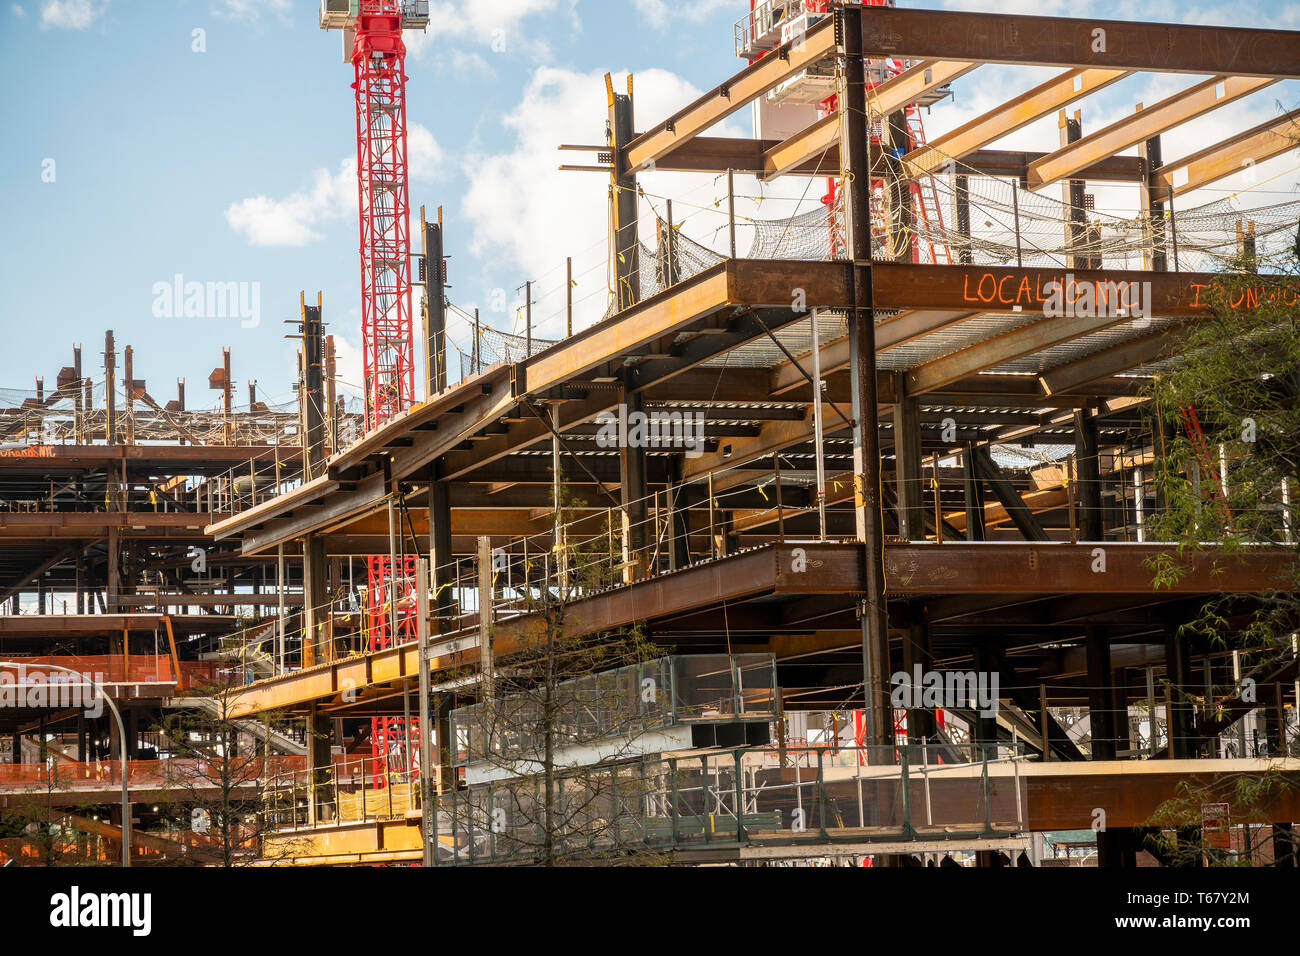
[3, 0, 1300, 874]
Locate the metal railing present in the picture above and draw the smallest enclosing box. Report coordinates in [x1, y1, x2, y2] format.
[263, 742, 1029, 865]
[450, 654, 778, 770]
[263, 754, 419, 832]
[435, 743, 1027, 865]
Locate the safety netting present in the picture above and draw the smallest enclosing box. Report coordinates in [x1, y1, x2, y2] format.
[456, 322, 558, 380]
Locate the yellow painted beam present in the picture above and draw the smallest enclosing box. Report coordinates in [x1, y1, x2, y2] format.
[1155, 107, 1300, 199]
[1026, 75, 1278, 189]
[625, 16, 837, 173]
[903, 68, 1130, 178]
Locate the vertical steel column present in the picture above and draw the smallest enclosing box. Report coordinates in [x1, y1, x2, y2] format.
[416, 558, 434, 866]
[421, 208, 446, 397]
[477, 536, 493, 700]
[306, 704, 331, 827]
[301, 294, 326, 480]
[887, 110, 913, 263]
[1060, 110, 1087, 270]
[104, 330, 117, 446]
[122, 346, 135, 445]
[565, 257, 574, 337]
[1164, 628, 1193, 759]
[608, 76, 639, 312]
[901, 601, 934, 745]
[955, 174, 971, 265]
[620, 370, 649, 580]
[962, 443, 985, 541]
[894, 390, 923, 540]
[1139, 135, 1167, 272]
[810, 309, 827, 539]
[1074, 409, 1104, 541]
[426, 464, 454, 635]
[1086, 626, 1116, 760]
[841, 4, 891, 751]
[302, 535, 327, 668]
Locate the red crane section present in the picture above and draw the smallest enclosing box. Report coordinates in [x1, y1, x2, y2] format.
[323, 0, 428, 787]
[352, 3, 416, 430]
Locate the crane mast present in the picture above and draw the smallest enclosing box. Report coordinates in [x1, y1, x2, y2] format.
[352, 3, 415, 430]
[322, 0, 430, 784]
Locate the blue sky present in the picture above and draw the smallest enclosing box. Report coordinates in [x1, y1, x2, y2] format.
[1, 0, 1297, 413]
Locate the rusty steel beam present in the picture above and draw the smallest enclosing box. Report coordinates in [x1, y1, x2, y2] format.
[0, 513, 215, 532]
[1026, 76, 1278, 190]
[236, 473, 387, 555]
[769, 310, 977, 395]
[859, 8, 1300, 77]
[866, 59, 977, 119]
[119, 593, 303, 607]
[761, 113, 841, 182]
[624, 15, 837, 173]
[209, 540, 1293, 718]
[1024, 759, 1300, 830]
[0, 613, 235, 637]
[520, 260, 851, 395]
[903, 68, 1131, 178]
[885, 542, 1295, 595]
[904, 302, 1138, 396]
[1154, 107, 1300, 199]
[870, 263, 1262, 316]
[437, 393, 619, 482]
[639, 135, 775, 174]
[680, 404, 851, 480]
[1039, 325, 1187, 395]
[960, 149, 1144, 182]
[654, 141, 1143, 183]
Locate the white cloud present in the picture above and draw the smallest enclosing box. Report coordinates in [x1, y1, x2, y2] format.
[329, 332, 366, 401]
[407, 124, 445, 180]
[226, 159, 354, 247]
[459, 65, 821, 340]
[631, 0, 733, 30]
[12, 4, 26, 18]
[214, 0, 291, 24]
[225, 123, 444, 247]
[39, 0, 105, 29]
[402, 0, 578, 61]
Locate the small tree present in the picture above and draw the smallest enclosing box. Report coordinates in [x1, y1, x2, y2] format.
[1142, 224, 1300, 861]
[1146, 769, 1300, 866]
[441, 475, 674, 866]
[1146, 251, 1300, 729]
[157, 678, 301, 866]
[1, 768, 97, 866]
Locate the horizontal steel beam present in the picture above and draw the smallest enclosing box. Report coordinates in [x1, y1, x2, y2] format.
[860, 7, 1300, 77]
[886, 542, 1295, 594]
[625, 15, 837, 173]
[1154, 107, 1300, 199]
[902, 68, 1131, 178]
[1026, 75, 1277, 189]
[1039, 325, 1188, 395]
[871, 263, 1263, 316]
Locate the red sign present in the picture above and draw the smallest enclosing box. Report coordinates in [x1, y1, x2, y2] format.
[1201, 802, 1231, 850]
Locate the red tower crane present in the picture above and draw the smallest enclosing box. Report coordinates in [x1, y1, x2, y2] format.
[321, 0, 430, 784]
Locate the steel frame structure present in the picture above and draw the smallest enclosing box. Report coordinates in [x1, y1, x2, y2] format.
[201, 3, 1300, 864]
